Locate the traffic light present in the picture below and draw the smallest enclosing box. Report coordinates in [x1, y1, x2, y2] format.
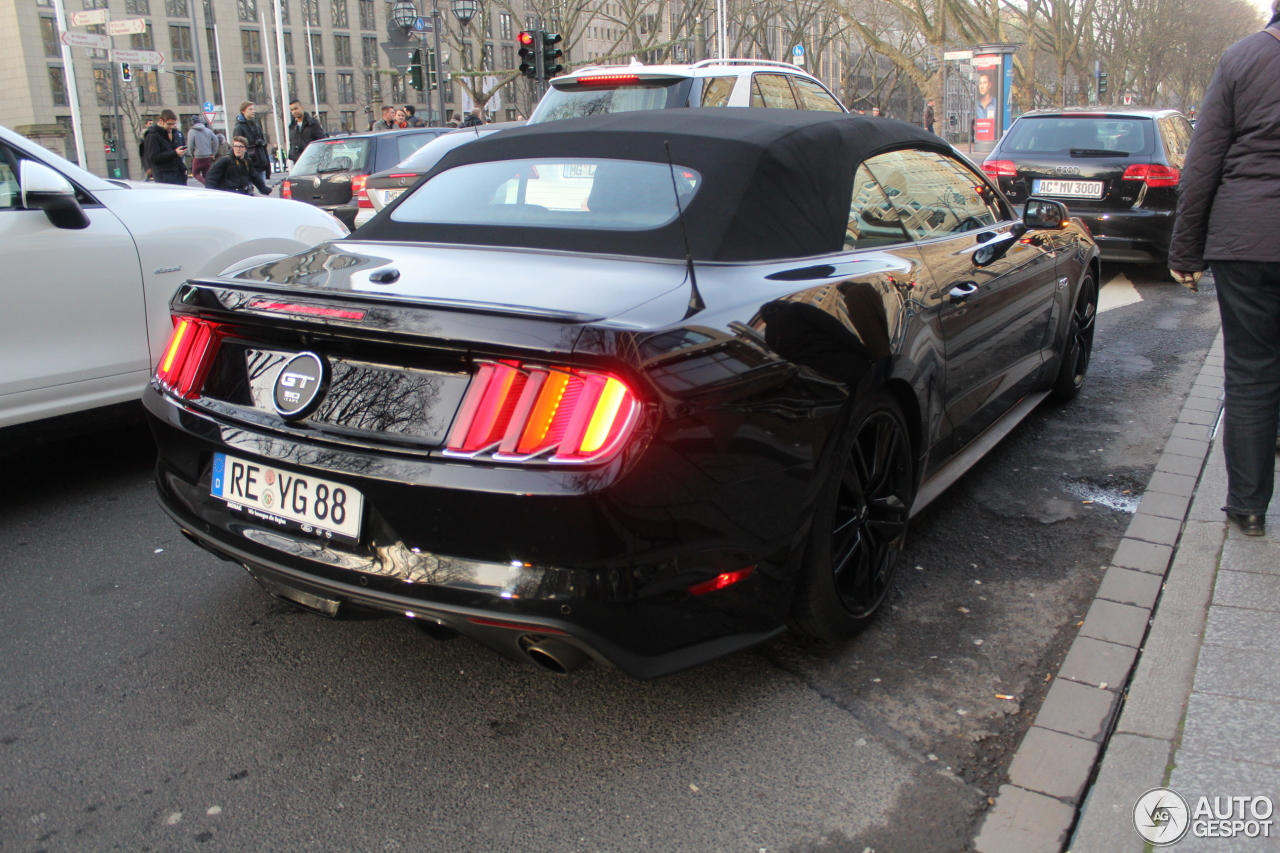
[518, 30, 539, 79]
[120, 62, 132, 83]
[408, 48, 424, 90]
[426, 47, 438, 90]
[1098, 69, 1108, 96]
[542, 31, 564, 78]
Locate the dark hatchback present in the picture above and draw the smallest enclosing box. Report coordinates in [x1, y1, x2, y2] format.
[145, 110, 1099, 679]
[982, 108, 1193, 263]
[281, 127, 448, 227]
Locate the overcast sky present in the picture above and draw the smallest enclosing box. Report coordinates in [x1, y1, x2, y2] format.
[1253, 0, 1275, 19]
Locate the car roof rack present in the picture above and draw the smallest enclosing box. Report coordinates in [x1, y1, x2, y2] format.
[690, 58, 802, 71]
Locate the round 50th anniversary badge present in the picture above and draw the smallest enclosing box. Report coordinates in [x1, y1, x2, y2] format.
[1134, 787, 1275, 845]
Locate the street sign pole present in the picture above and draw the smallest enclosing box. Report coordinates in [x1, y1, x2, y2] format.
[52, 0, 88, 167]
[431, 0, 445, 126]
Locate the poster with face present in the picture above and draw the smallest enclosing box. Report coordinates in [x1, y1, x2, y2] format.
[974, 54, 1001, 142]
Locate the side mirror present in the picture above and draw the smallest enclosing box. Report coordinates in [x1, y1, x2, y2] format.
[20, 160, 90, 230]
[1023, 197, 1069, 230]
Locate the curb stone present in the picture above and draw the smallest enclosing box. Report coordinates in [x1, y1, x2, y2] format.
[972, 327, 1224, 853]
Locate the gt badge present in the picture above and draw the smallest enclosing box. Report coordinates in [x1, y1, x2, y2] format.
[273, 352, 328, 420]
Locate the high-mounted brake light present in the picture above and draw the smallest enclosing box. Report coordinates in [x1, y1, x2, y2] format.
[578, 74, 641, 86]
[445, 361, 641, 464]
[1122, 163, 1180, 188]
[982, 159, 1017, 178]
[155, 316, 224, 399]
[352, 174, 372, 208]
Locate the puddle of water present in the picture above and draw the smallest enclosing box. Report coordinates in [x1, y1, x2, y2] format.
[1062, 480, 1140, 513]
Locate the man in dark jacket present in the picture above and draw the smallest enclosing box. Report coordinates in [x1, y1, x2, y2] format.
[460, 107, 485, 127]
[233, 101, 271, 186]
[1168, 1, 1280, 536]
[370, 105, 397, 131]
[287, 99, 327, 163]
[143, 110, 188, 185]
[205, 136, 270, 195]
[404, 105, 426, 127]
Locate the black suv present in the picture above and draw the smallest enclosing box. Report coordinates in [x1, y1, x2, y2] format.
[282, 127, 448, 228]
[982, 108, 1193, 263]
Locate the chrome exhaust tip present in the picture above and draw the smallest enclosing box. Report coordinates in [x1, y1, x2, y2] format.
[522, 636, 589, 675]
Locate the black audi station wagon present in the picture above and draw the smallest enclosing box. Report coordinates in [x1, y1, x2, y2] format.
[145, 110, 1099, 678]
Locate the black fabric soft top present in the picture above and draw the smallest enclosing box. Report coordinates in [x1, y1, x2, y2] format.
[355, 108, 946, 262]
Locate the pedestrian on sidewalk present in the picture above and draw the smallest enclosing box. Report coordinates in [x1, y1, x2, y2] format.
[287, 99, 327, 163]
[142, 110, 188, 185]
[1169, 0, 1280, 537]
[205, 136, 270, 196]
[923, 99, 936, 134]
[233, 102, 271, 188]
[187, 116, 218, 185]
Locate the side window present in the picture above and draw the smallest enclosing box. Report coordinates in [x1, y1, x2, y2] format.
[700, 76, 737, 107]
[0, 148, 18, 211]
[750, 74, 799, 109]
[865, 149, 1005, 241]
[396, 133, 433, 161]
[791, 76, 844, 112]
[845, 163, 909, 249]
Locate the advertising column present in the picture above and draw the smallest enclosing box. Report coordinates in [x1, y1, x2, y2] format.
[972, 43, 1020, 154]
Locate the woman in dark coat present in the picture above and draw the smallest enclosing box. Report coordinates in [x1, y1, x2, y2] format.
[205, 137, 270, 196]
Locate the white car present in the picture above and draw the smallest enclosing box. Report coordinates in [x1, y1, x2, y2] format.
[526, 58, 848, 123]
[0, 124, 348, 430]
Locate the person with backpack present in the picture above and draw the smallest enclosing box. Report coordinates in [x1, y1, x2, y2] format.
[233, 102, 271, 187]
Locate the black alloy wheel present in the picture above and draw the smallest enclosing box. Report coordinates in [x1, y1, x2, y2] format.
[1050, 273, 1097, 403]
[793, 391, 915, 641]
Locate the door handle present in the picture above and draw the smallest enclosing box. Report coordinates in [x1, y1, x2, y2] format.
[949, 282, 979, 302]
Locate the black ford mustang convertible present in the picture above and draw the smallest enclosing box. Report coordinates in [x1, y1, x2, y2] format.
[145, 109, 1099, 678]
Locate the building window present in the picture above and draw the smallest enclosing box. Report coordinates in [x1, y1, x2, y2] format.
[302, 0, 319, 26]
[41, 16, 59, 56]
[499, 12, 511, 40]
[314, 71, 327, 103]
[501, 45, 513, 70]
[337, 71, 354, 102]
[205, 26, 218, 62]
[334, 34, 351, 65]
[362, 35, 378, 66]
[83, 0, 108, 7]
[137, 68, 161, 104]
[130, 23, 155, 50]
[36, 0, 55, 7]
[390, 73, 404, 101]
[282, 31, 294, 64]
[238, 0, 258, 21]
[174, 69, 197, 103]
[365, 70, 378, 98]
[55, 116, 79, 165]
[358, 0, 375, 30]
[340, 109, 355, 130]
[246, 70, 265, 102]
[481, 43, 493, 71]
[242, 28, 262, 63]
[49, 66, 68, 105]
[85, 23, 108, 58]
[126, 0, 150, 13]
[165, 0, 188, 16]
[309, 32, 323, 64]
[210, 67, 222, 102]
[277, 2, 289, 23]
[93, 65, 111, 105]
[202, 0, 215, 22]
[317, 110, 327, 128]
[330, 0, 347, 28]
[169, 25, 193, 60]
[287, 70, 297, 100]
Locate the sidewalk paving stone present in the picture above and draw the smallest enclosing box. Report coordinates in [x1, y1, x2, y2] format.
[1163, 436, 1211, 460]
[1179, 692, 1280, 766]
[1192, 645, 1280, 703]
[1135, 490, 1191, 520]
[1176, 407, 1218, 427]
[973, 784, 1076, 853]
[1079, 598, 1151, 648]
[1112, 538, 1173, 574]
[1147, 471, 1199, 497]
[1168, 753, 1280, 852]
[1058, 635, 1138, 690]
[1203, 605, 1280, 653]
[1218, 538, 1280, 576]
[1068, 733, 1170, 853]
[1034, 678, 1120, 742]
[1185, 384, 1221, 399]
[1213, 570, 1280, 611]
[1007, 726, 1099, 803]
[1171, 422, 1214, 440]
[1155, 452, 1204, 478]
[1096, 566, 1163, 610]
[1182, 394, 1222, 413]
[1124, 514, 1183, 547]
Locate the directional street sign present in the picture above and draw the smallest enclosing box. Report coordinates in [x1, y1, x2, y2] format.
[380, 41, 417, 74]
[60, 30, 110, 50]
[107, 18, 148, 35]
[203, 101, 214, 112]
[70, 9, 107, 26]
[791, 44, 805, 66]
[411, 16, 432, 33]
[114, 48, 164, 66]
[944, 49, 974, 61]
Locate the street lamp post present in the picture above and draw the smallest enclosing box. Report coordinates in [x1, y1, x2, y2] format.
[450, 0, 478, 118]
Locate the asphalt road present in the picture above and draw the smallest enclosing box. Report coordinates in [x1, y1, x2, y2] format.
[0, 265, 1220, 853]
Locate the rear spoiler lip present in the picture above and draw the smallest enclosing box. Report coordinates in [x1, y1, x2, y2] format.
[178, 277, 608, 325]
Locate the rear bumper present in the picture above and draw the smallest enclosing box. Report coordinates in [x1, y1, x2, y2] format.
[144, 388, 802, 679]
[1069, 208, 1174, 264]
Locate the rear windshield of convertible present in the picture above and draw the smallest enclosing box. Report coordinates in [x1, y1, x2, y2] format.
[389, 158, 701, 231]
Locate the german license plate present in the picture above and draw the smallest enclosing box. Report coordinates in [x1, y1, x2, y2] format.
[211, 453, 362, 542]
[377, 188, 405, 207]
[1034, 179, 1104, 198]
[562, 163, 596, 179]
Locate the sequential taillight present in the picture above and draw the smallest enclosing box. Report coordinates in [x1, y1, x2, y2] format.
[445, 361, 640, 464]
[982, 159, 1017, 178]
[688, 565, 756, 596]
[1122, 163, 1180, 188]
[155, 316, 224, 399]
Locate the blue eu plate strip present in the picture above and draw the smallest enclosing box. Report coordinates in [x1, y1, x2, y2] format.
[212, 453, 226, 496]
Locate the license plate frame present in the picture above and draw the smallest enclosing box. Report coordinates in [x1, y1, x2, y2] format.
[1034, 179, 1105, 199]
[211, 453, 363, 542]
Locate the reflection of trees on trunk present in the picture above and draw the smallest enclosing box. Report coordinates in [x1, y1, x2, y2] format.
[315, 362, 455, 438]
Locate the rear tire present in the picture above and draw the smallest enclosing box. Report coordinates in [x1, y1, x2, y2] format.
[1049, 273, 1097, 404]
[792, 390, 915, 642]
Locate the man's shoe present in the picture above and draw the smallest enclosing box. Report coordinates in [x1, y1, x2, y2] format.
[1225, 509, 1266, 536]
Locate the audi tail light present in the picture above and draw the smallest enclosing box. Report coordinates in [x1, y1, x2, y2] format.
[1122, 164, 1180, 188]
[281, 179, 292, 199]
[352, 174, 372, 208]
[981, 159, 1017, 178]
[155, 316, 224, 399]
[445, 361, 641, 464]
